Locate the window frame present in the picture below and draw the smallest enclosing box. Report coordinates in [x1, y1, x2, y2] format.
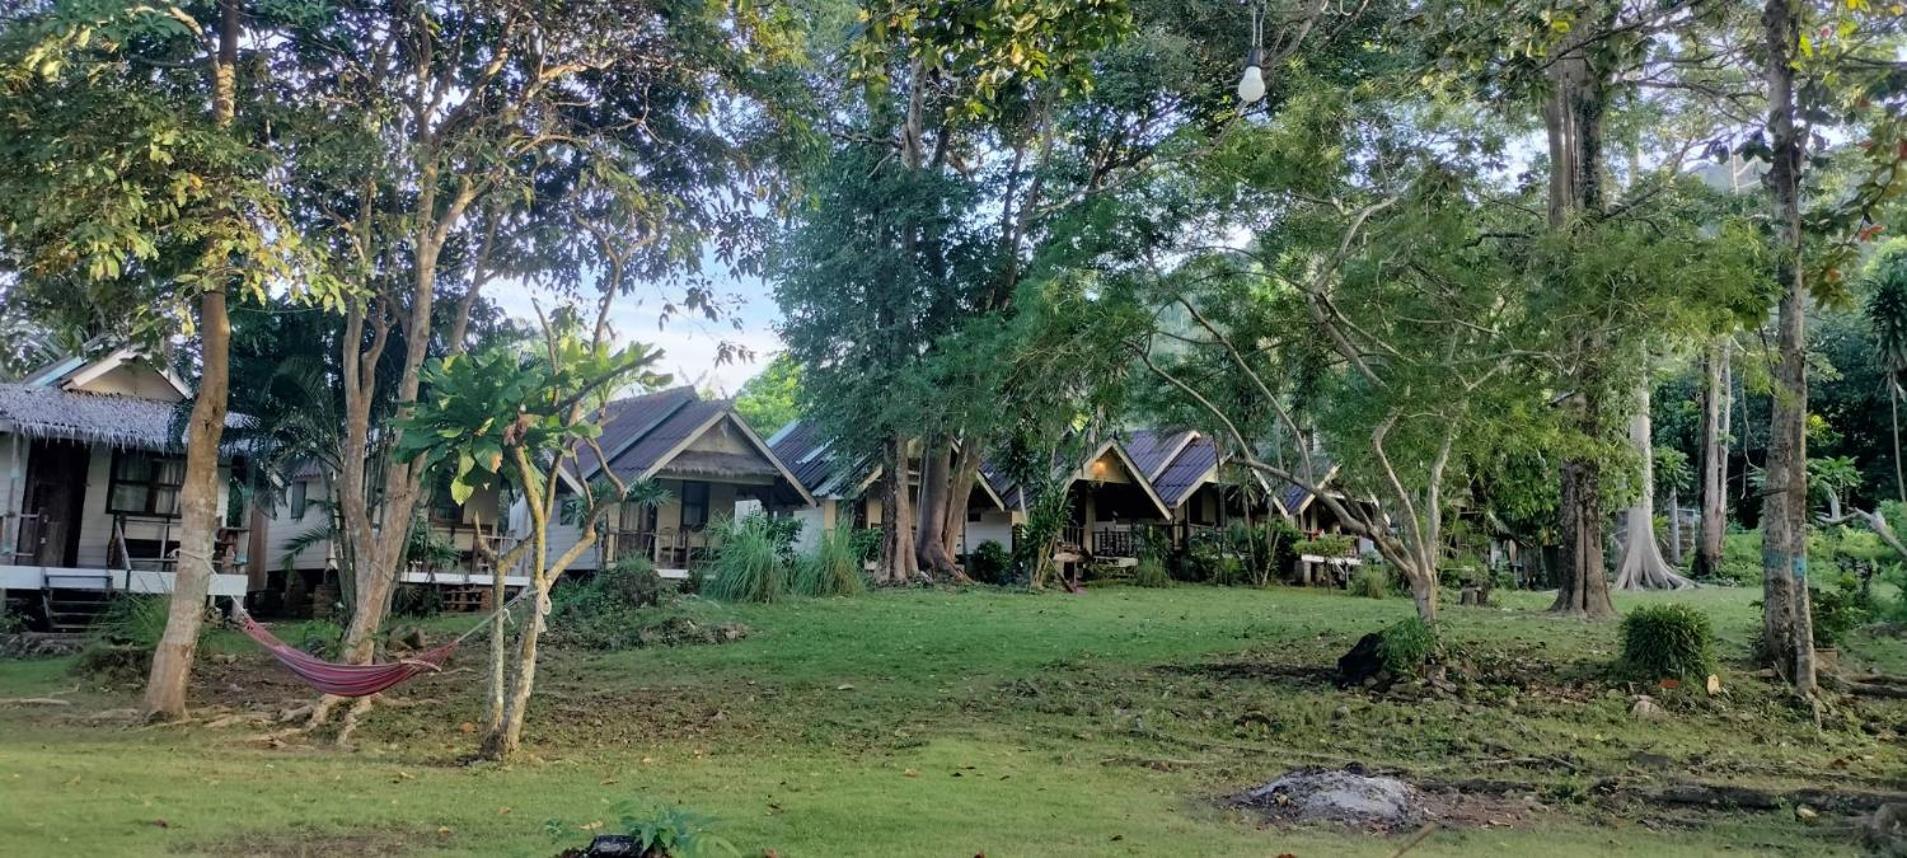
[288, 479, 308, 521]
[680, 481, 710, 530]
[107, 450, 186, 518]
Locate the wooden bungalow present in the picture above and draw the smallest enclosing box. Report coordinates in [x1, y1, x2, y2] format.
[995, 438, 1174, 566]
[766, 420, 1015, 557]
[544, 387, 815, 579]
[258, 460, 520, 615]
[0, 351, 249, 629]
[1120, 429, 1279, 544]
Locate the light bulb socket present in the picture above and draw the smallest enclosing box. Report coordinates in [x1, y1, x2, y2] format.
[1245, 46, 1263, 68]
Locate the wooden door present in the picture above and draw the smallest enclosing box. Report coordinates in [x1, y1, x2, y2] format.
[24, 440, 90, 567]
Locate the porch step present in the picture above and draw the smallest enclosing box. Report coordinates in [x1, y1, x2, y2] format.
[42, 573, 115, 633]
[44, 590, 113, 633]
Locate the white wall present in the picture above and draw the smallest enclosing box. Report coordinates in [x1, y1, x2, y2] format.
[959, 510, 1016, 555]
[262, 475, 334, 573]
[69, 443, 230, 569]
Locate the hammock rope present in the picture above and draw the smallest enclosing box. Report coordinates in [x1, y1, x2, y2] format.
[233, 586, 536, 698]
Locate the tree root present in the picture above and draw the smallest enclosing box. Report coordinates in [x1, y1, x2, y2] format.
[0, 683, 80, 706]
[335, 695, 375, 748]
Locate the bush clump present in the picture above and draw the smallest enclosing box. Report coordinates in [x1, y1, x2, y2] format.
[1619, 603, 1716, 681]
[1377, 616, 1438, 675]
[1132, 555, 1170, 588]
[1351, 566, 1390, 599]
[793, 527, 868, 597]
[1710, 532, 1762, 585]
[598, 557, 667, 608]
[704, 514, 795, 603]
[966, 540, 1013, 585]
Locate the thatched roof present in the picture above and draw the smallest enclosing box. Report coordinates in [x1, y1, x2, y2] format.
[0, 383, 239, 451]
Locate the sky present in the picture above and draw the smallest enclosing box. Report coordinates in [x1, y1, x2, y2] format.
[487, 268, 785, 396]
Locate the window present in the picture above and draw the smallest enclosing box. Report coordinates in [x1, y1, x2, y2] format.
[289, 480, 308, 521]
[681, 482, 710, 529]
[108, 451, 185, 517]
[430, 483, 462, 524]
[967, 509, 982, 523]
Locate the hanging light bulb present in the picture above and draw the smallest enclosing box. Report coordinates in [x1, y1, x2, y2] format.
[1237, 46, 1266, 105]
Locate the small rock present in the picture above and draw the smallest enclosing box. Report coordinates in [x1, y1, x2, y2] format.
[1868, 803, 1907, 854]
[1332, 704, 1351, 721]
[1630, 695, 1666, 721]
[1796, 805, 1818, 825]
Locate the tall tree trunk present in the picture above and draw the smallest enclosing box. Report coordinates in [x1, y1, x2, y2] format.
[1667, 486, 1683, 567]
[1543, 25, 1616, 618]
[942, 446, 980, 559]
[1760, 0, 1816, 692]
[1613, 381, 1694, 590]
[1892, 380, 1905, 504]
[340, 202, 452, 664]
[1695, 338, 1732, 578]
[1551, 454, 1614, 616]
[914, 440, 963, 579]
[143, 0, 240, 722]
[878, 435, 919, 584]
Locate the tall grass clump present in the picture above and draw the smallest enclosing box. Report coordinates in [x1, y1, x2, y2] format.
[793, 527, 867, 597]
[1619, 603, 1715, 681]
[1378, 616, 1438, 675]
[704, 515, 793, 603]
[1132, 555, 1170, 588]
[1351, 566, 1389, 599]
[95, 594, 174, 648]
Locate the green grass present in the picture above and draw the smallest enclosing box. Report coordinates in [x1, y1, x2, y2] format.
[0, 584, 1896, 856]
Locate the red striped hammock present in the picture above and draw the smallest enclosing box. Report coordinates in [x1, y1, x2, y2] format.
[239, 613, 457, 698]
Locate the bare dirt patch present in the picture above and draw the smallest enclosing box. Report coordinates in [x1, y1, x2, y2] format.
[183, 824, 430, 857]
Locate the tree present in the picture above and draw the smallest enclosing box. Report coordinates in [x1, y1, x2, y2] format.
[734, 354, 804, 436]
[0, 0, 335, 720]
[399, 313, 667, 760]
[1865, 242, 1907, 504]
[1612, 380, 1695, 590]
[1693, 336, 1734, 579]
[258, 0, 805, 707]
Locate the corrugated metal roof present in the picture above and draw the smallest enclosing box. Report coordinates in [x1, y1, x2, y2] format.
[1122, 428, 1196, 482]
[604, 397, 728, 478]
[1152, 435, 1219, 508]
[571, 387, 698, 480]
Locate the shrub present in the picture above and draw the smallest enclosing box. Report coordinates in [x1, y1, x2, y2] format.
[610, 803, 734, 858]
[1711, 532, 1762, 585]
[792, 528, 867, 597]
[599, 557, 667, 609]
[1809, 584, 1869, 649]
[1294, 533, 1356, 559]
[704, 514, 792, 603]
[1377, 617, 1438, 675]
[94, 595, 174, 649]
[1619, 603, 1716, 681]
[291, 620, 345, 659]
[392, 584, 444, 617]
[1351, 566, 1389, 599]
[1132, 555, 1170, 588]
[966, 539, 1013, 585]
[0, 603, 26, 635]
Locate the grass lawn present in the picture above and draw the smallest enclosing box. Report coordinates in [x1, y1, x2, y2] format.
[1, 584, 1900, 856]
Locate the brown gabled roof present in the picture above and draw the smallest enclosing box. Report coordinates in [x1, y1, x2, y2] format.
[568, 387, 814, 505]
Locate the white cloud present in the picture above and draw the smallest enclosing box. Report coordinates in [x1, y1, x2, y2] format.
[488, 279, 784, 396]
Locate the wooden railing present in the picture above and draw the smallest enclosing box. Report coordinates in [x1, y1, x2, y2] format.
[109, 514, 246, 575]
[1092, 528, 1138, 558]
[604, 527, 712, 571]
